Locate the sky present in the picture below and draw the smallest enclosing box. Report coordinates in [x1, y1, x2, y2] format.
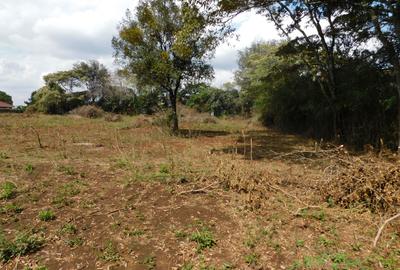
[0, 0, 281, 105]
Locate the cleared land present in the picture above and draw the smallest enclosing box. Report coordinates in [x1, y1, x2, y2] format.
[0, 113, 399, 270]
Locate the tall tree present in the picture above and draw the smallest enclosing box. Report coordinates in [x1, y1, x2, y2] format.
[344, 0, 400, 150]
[0, 91, 13, 105]
[112, 0, 225, 133]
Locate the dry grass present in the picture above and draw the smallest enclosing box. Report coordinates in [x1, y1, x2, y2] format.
[0, 112, 399, 269]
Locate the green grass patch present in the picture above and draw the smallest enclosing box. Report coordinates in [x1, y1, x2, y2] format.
[0, 182, 17, 200]
[0, 231, 44, 262]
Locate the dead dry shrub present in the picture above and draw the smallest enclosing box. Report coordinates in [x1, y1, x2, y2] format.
[132, 115, 152, 128]
[104, 113, 122, 122]
[216, 161, 275, 210]
[324, 160, 400, 213]
[70, 105, 104, 118]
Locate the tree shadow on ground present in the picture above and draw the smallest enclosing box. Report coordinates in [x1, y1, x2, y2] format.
[221, 129, 317, 161]
[178, 128, 230, 138]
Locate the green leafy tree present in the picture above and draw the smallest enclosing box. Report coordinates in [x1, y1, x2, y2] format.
[0, 91, 13, 105]
[112, 0, 226, 132]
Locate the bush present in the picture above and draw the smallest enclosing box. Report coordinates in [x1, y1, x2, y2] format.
[0, 231, 43, 262]
[70, 105, 104, 118]
[104, 113, 122, 122]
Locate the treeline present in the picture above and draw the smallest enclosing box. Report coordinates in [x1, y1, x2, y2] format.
[235, 41, 397, 149]
[196, 0, 400, 150]
[26, 60, 161, 115]
[25, 60, 245, 117]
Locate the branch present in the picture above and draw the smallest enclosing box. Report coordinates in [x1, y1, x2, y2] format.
[373, 212, 400, 248]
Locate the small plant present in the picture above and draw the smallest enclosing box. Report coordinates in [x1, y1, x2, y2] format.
[175, 230, 188, 240]
[159, 164, 170, 174]
[99, 241, 120, 262]
[61, 223, 77, 234]
[58, 165, 76, 175]
[181, 262, 194, 270]
[244, 253, 259, 266]
[25, 164, 34, 174]
[190, 227, 216, 252]
[141, 255, 156, 269]
[318, 235, 334, 247]
[0, 152, 9, 159]
[38, 210, 56, 221]
[126, 229, 144, 237]
[0, 231, 44, 262]
[0, 182, 17, 200]
[295, 239, 305, 248]
[65, 237, 83, 248]
[1, 203, 23, 214]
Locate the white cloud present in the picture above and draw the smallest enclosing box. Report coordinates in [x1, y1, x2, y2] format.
[0, 1, 279, 105]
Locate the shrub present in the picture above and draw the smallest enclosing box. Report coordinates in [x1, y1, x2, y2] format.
[38, 210, 56, 221]
[104, 113, 122, 122]
[0, 231, 43, 262]
[0, 182, 17, 200]
[70, 105, 104, 118]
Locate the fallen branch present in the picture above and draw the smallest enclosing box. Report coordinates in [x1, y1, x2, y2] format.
[266, 183, 322, 215]
[373, 212, 400, 248]
[177, 182, 219, 196]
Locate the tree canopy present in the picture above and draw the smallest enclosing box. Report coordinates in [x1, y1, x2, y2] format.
[112, 0, 227, 132]
[0, 91, 13, 105]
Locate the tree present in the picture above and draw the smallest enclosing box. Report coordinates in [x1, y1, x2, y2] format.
[343, 0, 400, 150]
[0, 91, 13, 105]
[112, 0, 225, 133]
[73, 60, 112, 103]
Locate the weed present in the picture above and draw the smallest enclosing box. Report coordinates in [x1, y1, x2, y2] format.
[311, 210, 326, 221]
[175, 230, 188, 240]
[126, 229, 145, 237]
[65, 237, 83, 248]
[58, 165, 76, 175]
[38, 210, 56, 221]
[244, 253, 259, 266]
[181, 262, 194, 270]
[100, 241, 120, 262]
[0, 152, 9, 159]
[141, 255, 156, 269]
[221, 263, 234, 269]
[351, 242, 362, 252]
[159, 164, 170, 174]
[1, 203, 23, 214]
[318, 235, 334, 247]
[61, 223, 77, 235]
[0, 231, 44, 262]
[295, 239, 305, 248]
[25, 164, 34, 174]
[190, 227, 216, 252]
[0, 181, 17, 200]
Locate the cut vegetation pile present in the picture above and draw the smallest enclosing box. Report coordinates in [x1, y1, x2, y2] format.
[324, 159, 400, 213]
[69, 105, 104, 118]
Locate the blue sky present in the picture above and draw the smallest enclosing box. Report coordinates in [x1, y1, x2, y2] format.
[0, 0, 280, 105]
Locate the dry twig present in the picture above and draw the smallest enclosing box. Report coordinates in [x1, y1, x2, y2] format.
[373, 212, 400, 248]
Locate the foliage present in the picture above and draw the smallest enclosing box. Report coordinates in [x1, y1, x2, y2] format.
[0, 91, 12, 105]
[0, 231, 43, 262]
[112, 0, 227, 132]
[0, 182, 17, 200]
[236, 40, 397, 148]
[187, 84, 241, 116]
[38, 210, 56, 221]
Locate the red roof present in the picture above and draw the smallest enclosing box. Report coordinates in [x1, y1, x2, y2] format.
[0, 101, 12, 109]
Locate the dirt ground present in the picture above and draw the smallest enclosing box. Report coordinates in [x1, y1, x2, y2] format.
[0, 113, 399, 270]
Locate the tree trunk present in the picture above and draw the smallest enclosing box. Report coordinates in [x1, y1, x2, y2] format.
[396, 68, 400, 153]
[169, 92, 179, 134]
